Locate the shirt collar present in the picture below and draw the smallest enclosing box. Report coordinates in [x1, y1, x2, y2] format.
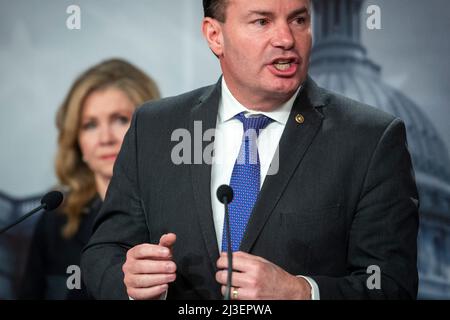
[218, 77, 302, 125]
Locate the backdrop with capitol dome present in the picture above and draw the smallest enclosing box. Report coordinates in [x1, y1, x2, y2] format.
[0, 0, 449, 299]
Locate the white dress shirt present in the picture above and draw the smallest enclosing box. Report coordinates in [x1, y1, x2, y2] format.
[210, 78, 320, 300]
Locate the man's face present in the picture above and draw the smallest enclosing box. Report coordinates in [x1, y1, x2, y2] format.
[205, 0, 312, 110]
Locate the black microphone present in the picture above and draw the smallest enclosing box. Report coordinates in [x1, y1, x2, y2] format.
[0, 191, 64, 235]
[216, 184, 234, 300]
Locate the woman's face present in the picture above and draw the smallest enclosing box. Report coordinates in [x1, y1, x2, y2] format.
[78, 87, 135, 180]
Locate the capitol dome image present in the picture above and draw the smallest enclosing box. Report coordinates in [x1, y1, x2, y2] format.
[310, 0, 450, 299]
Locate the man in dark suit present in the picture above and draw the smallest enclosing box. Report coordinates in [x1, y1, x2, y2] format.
[82, 0, 419, 300]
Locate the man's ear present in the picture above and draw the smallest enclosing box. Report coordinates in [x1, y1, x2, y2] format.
[202, 17, 224, 57]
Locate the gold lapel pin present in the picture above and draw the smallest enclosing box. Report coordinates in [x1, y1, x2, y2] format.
[295, 114, 305, 124]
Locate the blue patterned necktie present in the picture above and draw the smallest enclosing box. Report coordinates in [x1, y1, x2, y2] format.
[222, 112, 274, 252]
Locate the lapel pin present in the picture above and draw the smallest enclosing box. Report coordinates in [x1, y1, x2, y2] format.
[295, 114, 305, 124]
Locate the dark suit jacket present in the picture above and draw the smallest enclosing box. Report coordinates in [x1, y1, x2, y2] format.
[81, 77, 419, 300]
[19, 197, 101, 300]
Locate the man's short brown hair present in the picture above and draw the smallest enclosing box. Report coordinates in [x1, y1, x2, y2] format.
[203, 0, 228, 22]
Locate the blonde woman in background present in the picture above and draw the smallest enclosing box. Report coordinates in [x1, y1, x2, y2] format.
[19, 58, 160, 299]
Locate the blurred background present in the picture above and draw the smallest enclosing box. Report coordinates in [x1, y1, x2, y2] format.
[0, 0, 449, 299]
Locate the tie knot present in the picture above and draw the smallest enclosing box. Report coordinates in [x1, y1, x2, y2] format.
[235, 112, 273, 133]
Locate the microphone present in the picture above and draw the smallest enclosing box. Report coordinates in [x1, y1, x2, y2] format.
[0, 191, 64, 235]
[216, 184, 234, 300]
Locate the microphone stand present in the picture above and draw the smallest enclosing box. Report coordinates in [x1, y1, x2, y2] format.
[0, 191, 63, 235]
[223, 195, 233, 301]
[0, 204, 46, 235]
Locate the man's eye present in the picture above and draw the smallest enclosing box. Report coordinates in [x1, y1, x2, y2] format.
[255, 19, 269, 26]
[295, 17, 306, 25]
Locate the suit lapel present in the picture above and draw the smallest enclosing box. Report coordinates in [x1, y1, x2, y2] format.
[189, 80, 222, 278]
[240, 77, 328, 253]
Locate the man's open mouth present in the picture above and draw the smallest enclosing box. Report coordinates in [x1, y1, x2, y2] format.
[273, 61, 292, 71]
[271, 58, 298, 71]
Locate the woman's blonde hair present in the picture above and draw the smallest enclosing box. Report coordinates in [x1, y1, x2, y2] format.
[55, 58, 160, 238]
